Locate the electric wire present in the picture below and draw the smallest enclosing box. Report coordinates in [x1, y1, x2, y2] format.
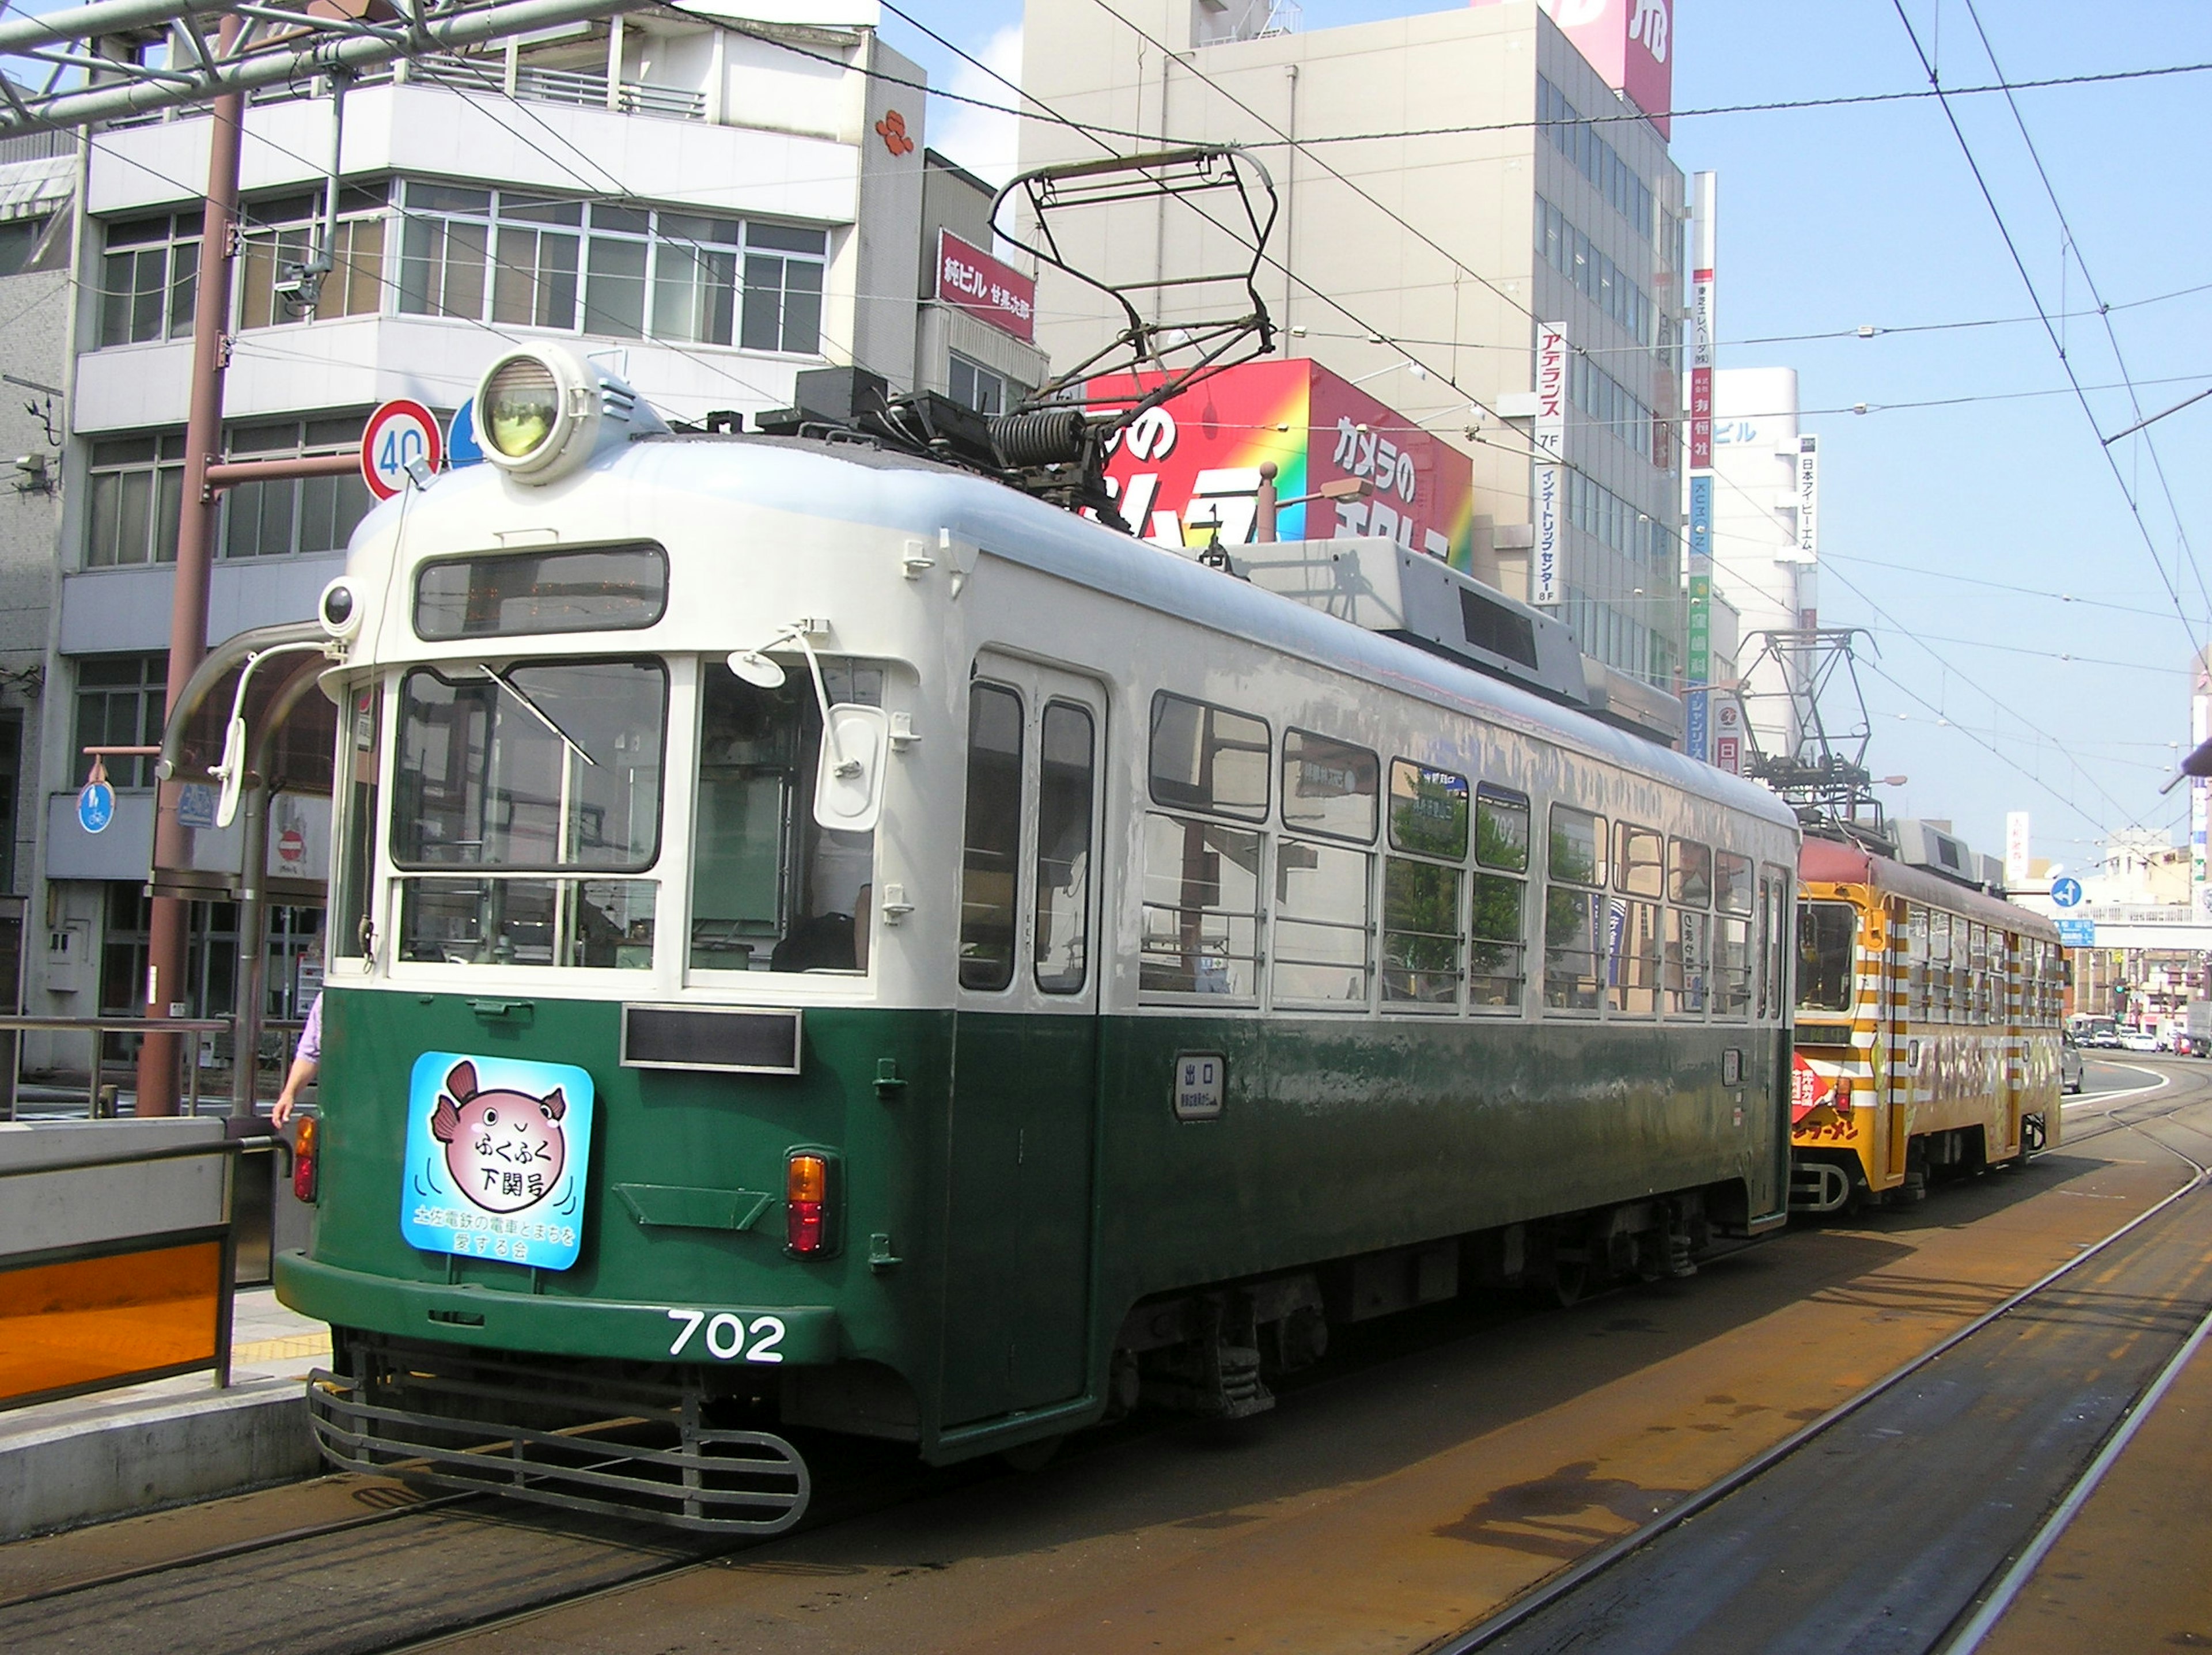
[1960, 0, 2212, 628]
[1891, 0, 2206, 662]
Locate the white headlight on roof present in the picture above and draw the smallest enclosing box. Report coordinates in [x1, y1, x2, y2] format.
[474, 346, 597, 484]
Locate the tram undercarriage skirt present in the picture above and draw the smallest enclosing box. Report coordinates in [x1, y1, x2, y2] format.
[306, 1336, 809, 1534]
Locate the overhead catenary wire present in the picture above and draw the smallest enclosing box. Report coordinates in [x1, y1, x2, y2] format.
[1891, 0, 2207, 663]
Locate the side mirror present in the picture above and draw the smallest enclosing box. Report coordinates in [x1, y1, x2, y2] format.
[213, 714, 247, 828]
[814, 705, 888, 835]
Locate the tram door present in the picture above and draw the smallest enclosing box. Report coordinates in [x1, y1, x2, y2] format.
[942, 659, 1107, 1425]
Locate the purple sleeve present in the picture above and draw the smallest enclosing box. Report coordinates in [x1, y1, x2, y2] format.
[299, 993, 323, 1065]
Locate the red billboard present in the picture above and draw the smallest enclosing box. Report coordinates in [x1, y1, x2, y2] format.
[1476, 0, 1674, 137]
[935, 230, 1036, 343]
[1092, 359, 1477, 571]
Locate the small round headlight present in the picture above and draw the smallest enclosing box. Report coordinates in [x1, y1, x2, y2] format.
[483, 357, 560, 460]
[317, 577, 362, 641]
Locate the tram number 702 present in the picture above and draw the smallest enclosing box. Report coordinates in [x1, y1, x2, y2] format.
[665, 1309, 787, 1363]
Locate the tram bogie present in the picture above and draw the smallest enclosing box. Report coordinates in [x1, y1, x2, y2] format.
[275, 344, 1802, 1532]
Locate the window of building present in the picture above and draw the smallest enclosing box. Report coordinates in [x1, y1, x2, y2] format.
[395, 184, 827, 354]
[221, 416, 377, 559]
[741, 221, 827, 354]
[85, 434, 185, 567]
[1569, 351, 1654, 458]
[100, 212, 198, 346]
[1538, 75, 1654, 241]
[236, 186, 388, 329]
[74, 653, 167, 789]
[949, 353, 1024, 416]
[0, 210, 64, 278]
[1535, 195, 1652, 344]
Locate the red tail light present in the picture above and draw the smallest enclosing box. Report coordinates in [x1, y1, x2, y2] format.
[293, 1115, 319, 1203]
[786, 1152, 828, 1255]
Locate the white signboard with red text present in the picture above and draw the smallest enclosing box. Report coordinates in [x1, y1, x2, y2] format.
[935, 230, 1036, 343]
[1532, 325, 1567, 607]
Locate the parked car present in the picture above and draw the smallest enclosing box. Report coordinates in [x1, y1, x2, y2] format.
[2119, 1030, 2161, 1053]
[2061, 1037, 2085, 1095]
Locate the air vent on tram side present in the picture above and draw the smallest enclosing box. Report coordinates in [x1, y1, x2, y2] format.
[622, 1006, 802, 1075]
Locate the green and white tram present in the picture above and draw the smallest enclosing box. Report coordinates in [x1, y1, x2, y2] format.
[276, 344, 1800, 1531]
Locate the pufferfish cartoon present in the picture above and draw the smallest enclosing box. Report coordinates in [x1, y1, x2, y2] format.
[430, 1059, 567, 1214]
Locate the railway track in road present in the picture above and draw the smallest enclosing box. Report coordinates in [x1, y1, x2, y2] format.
[1434, 1061, 2212, 1655]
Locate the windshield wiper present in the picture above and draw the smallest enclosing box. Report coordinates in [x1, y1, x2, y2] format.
[476, 666, 599, 767]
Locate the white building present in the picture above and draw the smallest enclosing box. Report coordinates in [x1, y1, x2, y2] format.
[28, 3, 1046, 1065]
[1706, 364, 1815, 765]
[1017, 0, 1690, 691]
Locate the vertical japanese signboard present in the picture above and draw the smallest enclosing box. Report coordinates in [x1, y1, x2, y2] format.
[1532, 325, 1567, 607]
[1797, 434, 1820, 559]
[2194, 657, 2210, 917]
[1685, 171, 1717, 763]
[2005, 812, 2031, 890]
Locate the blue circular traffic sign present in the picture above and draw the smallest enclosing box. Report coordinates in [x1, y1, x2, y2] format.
[2050, 876, 2084, 908]
[77, 779, 114, 834]
[448, 399, 484, 469]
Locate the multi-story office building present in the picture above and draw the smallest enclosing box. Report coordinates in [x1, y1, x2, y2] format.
[26, 5, 1046, 1069]
[1018, 0, 1688, 690]
[1706, 365, 1816, 765]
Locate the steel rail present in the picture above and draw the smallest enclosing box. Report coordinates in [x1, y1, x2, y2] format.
[1426, 1067, 2212, 1655]
[0, 1490, 475, 1614]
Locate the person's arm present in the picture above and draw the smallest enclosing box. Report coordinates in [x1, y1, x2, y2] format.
[274, 993, 323, 1128]
[272, 1054, 316, 1128]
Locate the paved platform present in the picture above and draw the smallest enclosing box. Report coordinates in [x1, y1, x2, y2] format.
[0, 1287, 329, 1539]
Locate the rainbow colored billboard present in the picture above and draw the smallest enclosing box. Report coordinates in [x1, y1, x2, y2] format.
[1093, 359, 1478, 574]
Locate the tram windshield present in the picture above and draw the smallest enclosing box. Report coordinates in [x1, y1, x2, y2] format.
[1796, 900, 1856, 1014]
[391, 657, 666, 968]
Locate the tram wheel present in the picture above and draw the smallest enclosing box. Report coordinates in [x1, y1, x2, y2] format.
[1551, 1260, 1590, 1308]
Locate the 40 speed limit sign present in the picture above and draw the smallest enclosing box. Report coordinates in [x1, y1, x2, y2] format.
[361, 398, 444, 500]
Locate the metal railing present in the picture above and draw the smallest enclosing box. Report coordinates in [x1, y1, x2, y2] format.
[0, 1016, 232, 1121]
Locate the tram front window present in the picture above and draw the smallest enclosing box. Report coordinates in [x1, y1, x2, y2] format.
[689, 658, 879, 974]
[392, 657, 666, 967]
[1797, 900, 1856, 1014]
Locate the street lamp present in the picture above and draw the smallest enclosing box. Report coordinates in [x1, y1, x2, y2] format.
[1346, 359, 1427, 388]
[1255, 463, 1373, 543]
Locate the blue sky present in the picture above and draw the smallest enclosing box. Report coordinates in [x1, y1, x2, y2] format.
[885, 0, 2212, 873]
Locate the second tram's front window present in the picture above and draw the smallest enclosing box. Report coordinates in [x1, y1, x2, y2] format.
[1797, 900, 1857, 1014]
[392, 657, 666, 968]
[688, 658, 880, 974]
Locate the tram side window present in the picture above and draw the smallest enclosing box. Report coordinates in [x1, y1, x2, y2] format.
[1615, 824, 1662, 897]
[1149, 692, 1269, 821]
[1797, 902, 1855, 1013]
[959, 684, 1024, 991]
[1544, 804, 1607, 1011]
[1033, 702, 1094, 995]
[1711, 850, 1753, 1018]
[688, 659, 880, 974]
[1472, 786, 1531, 1009]
[1384, 760, 1468, 1009]
[1283, 730, 1379, 843]
[1664, 838, 1710, 1017]
[1929, 912, 1952, 1021]
[1275, 838, 1373, 1007]
[1611, 896, 1661, 1016]
[332, 683, 380, 959]
[1760, 868, 1790, 1019]
[1906, 906, 1929, 1021]
[1140, 814, 1262, 999]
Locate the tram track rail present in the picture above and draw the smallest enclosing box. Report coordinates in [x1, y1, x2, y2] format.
[1428, 1062, 2212, 1655]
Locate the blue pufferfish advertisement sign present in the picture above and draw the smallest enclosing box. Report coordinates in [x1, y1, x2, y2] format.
[399, 1051, 595, 1271]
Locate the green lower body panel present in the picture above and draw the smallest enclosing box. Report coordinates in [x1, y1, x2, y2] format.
[275, 1251, 841, 1368]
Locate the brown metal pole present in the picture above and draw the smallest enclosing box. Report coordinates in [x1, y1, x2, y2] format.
[139, 16, 243, 1118]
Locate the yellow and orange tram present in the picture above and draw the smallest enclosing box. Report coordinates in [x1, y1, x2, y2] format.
[1791, 836, 2065, 1211]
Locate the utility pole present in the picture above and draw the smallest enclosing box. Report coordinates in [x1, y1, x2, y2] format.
[137, 13, 240, 1116]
